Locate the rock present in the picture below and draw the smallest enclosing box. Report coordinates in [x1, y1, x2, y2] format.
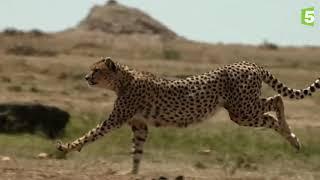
[198, 149, 211, 155]
[158, 176, 168, 180]
[175, 175, 184, 180]
[1, 156, 11, 161]
[37, 153, 50, 159]
[0, 103, 70, 138]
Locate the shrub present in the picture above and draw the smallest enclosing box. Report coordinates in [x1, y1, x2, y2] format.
[6, 44, 37, 56]
[259, 40, 278, 50]
[3, 28, 23, 36]
[57, 72, 68, 80]
[72, 42, 101, 49]
[107, 0, 118, 5]
[163, 49, 181, 60]
[1, 76, 11, 83]
[29, 86, 41, 93]
[29, 29, 46, 37]
[2, 28, 47, 37]
[6, 44, 57, 57]
[7, 85, 22, 92]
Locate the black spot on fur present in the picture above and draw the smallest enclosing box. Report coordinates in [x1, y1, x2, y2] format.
[315, 82, 320, 88]
[136, 137, 146, 142]
[310, 86, 316, 92]
[277, 83, 283, 89]
[269, 75, 274, 80]
[132, 126, 138, 131]
[303, 89, 309, 95]
[272, 79, 278, 85]
[133, 150, 143, 154]
[154, 122, 161, 127]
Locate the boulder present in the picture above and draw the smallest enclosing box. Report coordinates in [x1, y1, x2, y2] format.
[0, 103, 69, 139]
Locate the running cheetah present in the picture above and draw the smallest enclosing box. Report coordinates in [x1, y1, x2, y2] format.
[57, 57, 320, 174]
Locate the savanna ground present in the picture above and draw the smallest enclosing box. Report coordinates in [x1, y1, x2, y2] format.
[0, 31, 320, 180]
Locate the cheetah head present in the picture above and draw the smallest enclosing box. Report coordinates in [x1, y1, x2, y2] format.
[85, 57, 120, 90]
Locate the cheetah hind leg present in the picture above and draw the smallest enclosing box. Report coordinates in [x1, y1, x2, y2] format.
[230, 113, 300, 151]
[121, 119, 149, 175]
[264, 95, 301, 150]
[228, 96, 301, 151]
[115, 120, 148, 176]
[259, 114, 301, 151]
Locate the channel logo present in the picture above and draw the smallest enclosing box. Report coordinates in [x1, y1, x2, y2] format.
[301, 7, 315, 26]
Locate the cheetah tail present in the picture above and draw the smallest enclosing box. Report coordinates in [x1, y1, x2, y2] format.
[262, 69, 320, 100]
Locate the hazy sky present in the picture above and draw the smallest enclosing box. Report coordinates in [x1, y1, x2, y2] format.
[0, 0, 320, 46]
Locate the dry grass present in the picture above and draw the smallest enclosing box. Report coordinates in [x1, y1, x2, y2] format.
[0, 28, 320, 179]
[1, 2, 320, 178]
[1, 157, 320, 180]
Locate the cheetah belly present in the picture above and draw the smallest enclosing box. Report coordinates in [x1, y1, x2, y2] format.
[135, 97, 221, 127]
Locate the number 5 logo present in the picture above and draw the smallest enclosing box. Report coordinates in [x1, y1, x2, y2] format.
[301, 7, 315, 26]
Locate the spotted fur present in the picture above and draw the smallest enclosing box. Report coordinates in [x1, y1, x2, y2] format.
[262, 69, 320, 99]
[57, 58, 319, 174]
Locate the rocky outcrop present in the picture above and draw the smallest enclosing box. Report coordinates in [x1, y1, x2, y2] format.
[78, 0, 176, 38]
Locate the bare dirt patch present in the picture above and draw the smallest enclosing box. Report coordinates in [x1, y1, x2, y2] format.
[1, 158, 318, 180]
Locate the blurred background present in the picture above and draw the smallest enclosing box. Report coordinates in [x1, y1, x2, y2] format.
[1, 0, 320, 45]
[0, 0, 319, 179]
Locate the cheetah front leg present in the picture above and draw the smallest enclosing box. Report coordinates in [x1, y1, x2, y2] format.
[129, 120, 148, 174]
[56, 113, 125, 153]
[56, 120, 120, 153]
[57, 96, 137, 153]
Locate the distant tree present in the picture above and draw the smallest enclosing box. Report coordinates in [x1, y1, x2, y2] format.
[260, 40, 279, 50]
[107, 0, 118, 5]
[3, 28, 23, 36]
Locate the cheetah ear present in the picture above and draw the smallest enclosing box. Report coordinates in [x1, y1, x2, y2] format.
[104, 57, 117, 72]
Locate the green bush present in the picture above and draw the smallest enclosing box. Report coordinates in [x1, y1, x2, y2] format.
[260, 40, 278, 50]
[7, 85, 22, 92]
[6, 44, 57, 57]
[29, 29, 46, 37]
[2, 28, 23, 36]
[163, 49, 181, 60]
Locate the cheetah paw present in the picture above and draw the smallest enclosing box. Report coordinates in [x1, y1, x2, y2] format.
[287, 133, 301, 151]
[116, 169, 138, 176]
[56, 140, 70, 153]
